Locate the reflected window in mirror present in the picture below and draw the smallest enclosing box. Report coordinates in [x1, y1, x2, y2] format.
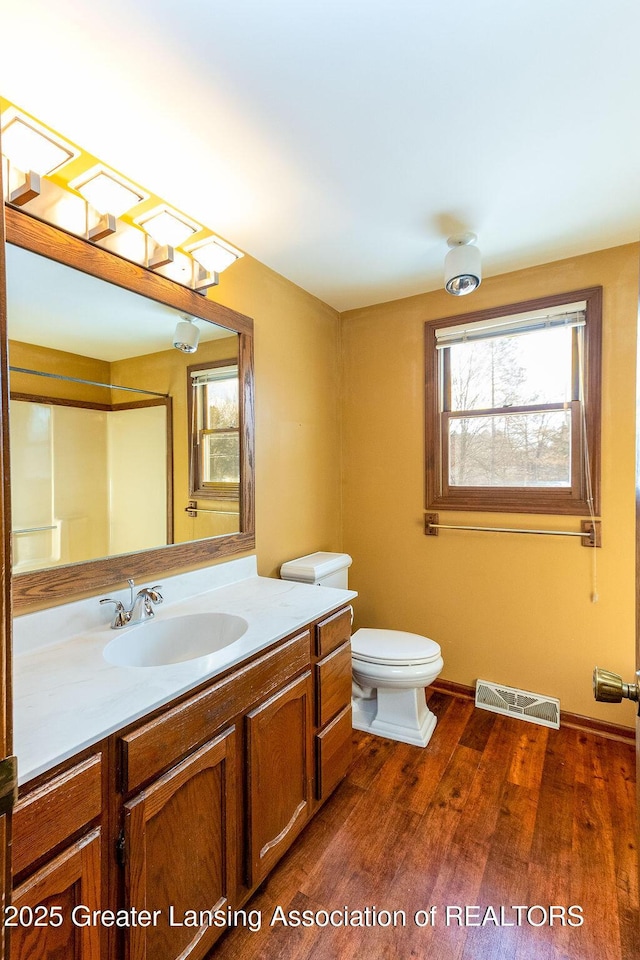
[189, 361, 240, 500]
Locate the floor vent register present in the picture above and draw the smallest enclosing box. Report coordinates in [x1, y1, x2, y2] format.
[475, 679, 560, 729]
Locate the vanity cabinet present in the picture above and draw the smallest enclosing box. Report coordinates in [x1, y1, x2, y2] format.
[10, 605, 354, 960]
[10, 754, 104, 960]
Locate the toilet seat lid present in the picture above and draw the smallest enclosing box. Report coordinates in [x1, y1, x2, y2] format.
[351, 628, 441, 666]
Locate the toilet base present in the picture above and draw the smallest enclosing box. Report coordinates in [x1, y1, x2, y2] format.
[351, 685, 437, 748]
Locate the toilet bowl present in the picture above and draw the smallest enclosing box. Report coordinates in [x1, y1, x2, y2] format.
[280, 552, 444, 748]
[351, 628, 443, 747]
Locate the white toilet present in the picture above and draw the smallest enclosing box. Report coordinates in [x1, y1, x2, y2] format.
[280, 552, 444, 748]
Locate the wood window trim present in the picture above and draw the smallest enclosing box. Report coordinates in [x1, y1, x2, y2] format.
[424, 287, 602, 516]
[187, 357, 240, 501]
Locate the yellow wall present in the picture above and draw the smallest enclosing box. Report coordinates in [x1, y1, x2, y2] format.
[206, 256, 344, 578]
[340, 244, 639, 726]
[9, 340, 111, 404]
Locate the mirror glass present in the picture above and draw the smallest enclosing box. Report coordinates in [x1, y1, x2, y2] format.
[7, 242, 241, 576]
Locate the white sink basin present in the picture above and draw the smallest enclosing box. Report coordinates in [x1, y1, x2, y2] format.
[103, 612, 248, 667]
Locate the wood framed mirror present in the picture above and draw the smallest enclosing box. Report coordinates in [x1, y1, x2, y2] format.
[5, 206, 255, 611]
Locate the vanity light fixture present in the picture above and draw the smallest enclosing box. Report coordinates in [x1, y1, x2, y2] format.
[1, 109, 77, 176]
[444, 232, 482, 296]
[148, 244, 175, 270]
[6, 171, 41, 207]
[87, 213, 117, 243]
[71, 166, 147, 217]
[192, 267, 218, 292]
[173, 316, 200, 353]
[71, 166, 147, 244]
[137, 206, 200, 248]
[1, 100, 244, 294]
[187, 236, 243, 274]
[1, 108, 77, 208]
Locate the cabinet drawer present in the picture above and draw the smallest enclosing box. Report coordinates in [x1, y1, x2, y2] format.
[120, 631, 311, 792]
[316, 641, 352, 728]
[316, 607, 351, 658]
[13, 754, 102, 877]
[316, 705, 352, 800]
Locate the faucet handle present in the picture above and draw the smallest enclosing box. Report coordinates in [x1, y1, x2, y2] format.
[100, 597, 124, 610]
[147, 585, 163, 603]
[99, 598, 129, 628]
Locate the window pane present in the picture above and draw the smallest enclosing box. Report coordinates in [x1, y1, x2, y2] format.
[202, 432, 240, 484]
[204, 378, 238, 429]
[448, 327, 573, 411]
[448, 409, 572, 487]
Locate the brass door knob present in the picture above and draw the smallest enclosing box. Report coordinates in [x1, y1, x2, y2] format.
[593, 667, 640, 703]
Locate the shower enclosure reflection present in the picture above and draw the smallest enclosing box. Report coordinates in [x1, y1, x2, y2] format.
[10, 390, 169, 572]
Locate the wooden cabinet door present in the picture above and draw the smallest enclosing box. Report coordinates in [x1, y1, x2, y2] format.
[246, 672, 313, 886]
[123, 727, 236, 960]
[10, 829, 101, 960]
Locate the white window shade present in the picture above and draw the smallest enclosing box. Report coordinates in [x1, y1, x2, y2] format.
[435, 301, 586, 349]
[190, 365, 237, 386]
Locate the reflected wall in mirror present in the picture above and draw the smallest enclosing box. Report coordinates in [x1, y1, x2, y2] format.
[6, 207, 254, 609]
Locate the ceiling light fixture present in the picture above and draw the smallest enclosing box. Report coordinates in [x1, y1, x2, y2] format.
[173, 316, 200, 353]
[444, 233, 482, 296]
[71, 166, 146, 217]
[187, 236, 243, 274]
[137, 206, 200, 248]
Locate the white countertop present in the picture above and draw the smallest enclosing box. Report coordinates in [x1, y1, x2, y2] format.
[13, 557, 356, 785]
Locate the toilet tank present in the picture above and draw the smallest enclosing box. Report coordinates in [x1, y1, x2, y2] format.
[280, 552, 352, 589]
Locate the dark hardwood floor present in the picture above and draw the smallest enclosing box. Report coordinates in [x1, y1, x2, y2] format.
[214, 691, 638, 960]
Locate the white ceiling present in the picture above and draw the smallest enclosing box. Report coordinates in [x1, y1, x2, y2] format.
[6, 245, 232, 361]
[2, 0, 640, 311]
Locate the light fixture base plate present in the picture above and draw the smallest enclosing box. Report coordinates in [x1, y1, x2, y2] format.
[447, 232, 477, 248]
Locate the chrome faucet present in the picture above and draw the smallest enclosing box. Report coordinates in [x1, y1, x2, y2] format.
[100, 578, 163, 629]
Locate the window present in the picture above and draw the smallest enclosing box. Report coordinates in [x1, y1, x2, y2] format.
[424, 288, 602, 515]
[188, 360, 240, 499]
